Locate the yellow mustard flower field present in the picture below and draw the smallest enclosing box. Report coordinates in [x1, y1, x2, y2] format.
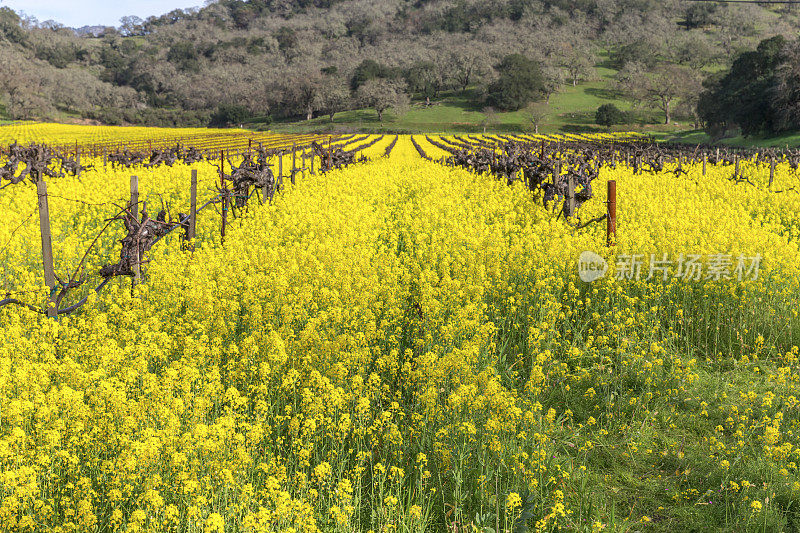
[1, 126, 800, 532]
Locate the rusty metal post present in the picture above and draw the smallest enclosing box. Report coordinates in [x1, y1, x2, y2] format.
[607, 180, 617, 247]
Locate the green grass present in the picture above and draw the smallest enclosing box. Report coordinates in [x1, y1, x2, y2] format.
[660, 129, 800, 148]
[263, 86, 682, 136]
[264, 82, 671, 136]
[264, 91, 517, 134]
[262, 58, 694, 136]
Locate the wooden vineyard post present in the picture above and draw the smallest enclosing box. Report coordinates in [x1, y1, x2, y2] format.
[139, 197, 147, 283]
[301, 148, 306, 179]
[278, 151, 283, 192]
[607, 180, 617, 247]
[103, 147, 107, 168]
[552, 159, 561, 214]
[291, 143, 297, 185]
[130, 176, 141, 288]
[189, 170, 197, 241]
[36, 179, 58, 318]
[129, 175, 139, 216]
[220, 150, 227, 245]
[310, 148, 315, 175]
[262, 176, 271, 204]
[702, 154, 707, 176]
[770, 156, 775, 187]
[75, 142, 81, 177]
[328, 137, 333, 171]
[734, 153, 739, 177]
[567, 172, 575, 219]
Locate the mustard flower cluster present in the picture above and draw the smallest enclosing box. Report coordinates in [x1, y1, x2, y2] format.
[0, 130, 798, 531]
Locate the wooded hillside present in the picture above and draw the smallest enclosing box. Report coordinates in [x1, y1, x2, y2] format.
[1, 0, 799, 134]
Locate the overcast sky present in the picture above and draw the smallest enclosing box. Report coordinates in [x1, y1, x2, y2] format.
[0, 1, 203, 28]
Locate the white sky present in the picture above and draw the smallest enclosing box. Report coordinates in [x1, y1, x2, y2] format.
[0, 1, 203, 28]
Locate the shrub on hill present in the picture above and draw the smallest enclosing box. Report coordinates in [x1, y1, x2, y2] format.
[596, 104, 627, 129]
[486, 54, 544, 111]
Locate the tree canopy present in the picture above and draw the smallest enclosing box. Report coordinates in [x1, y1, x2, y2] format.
[487, 54, 545, 111]
[698, 35, 792, 136]
[0, 0, 798, 130]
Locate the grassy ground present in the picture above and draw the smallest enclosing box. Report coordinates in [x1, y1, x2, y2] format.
[660, 129, 800, 148]
[545, 63, 697, 135]
[262, 57, 693, 137]
[263, 79, 681, 136]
